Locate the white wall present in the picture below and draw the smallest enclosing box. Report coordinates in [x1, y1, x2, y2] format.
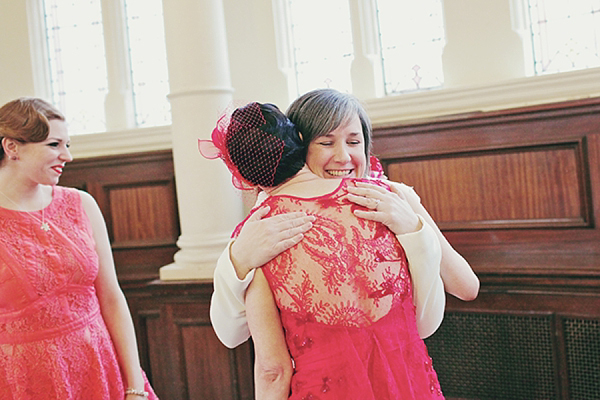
[0, 2, 35, 103]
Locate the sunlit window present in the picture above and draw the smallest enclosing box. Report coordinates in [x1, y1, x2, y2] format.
[42, 0, 171, 134]
[376, 0, 446, 94]
[527, 0, 600, 74]
[287, 0, 354, 95]
[285, 0, 445, 98]
[43, 0, 108, 133]
[124, 0, 171, 127]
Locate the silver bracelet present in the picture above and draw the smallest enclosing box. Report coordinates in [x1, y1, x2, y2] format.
[125, 387, 149, 398]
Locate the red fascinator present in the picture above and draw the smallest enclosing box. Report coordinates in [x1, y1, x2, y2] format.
[368, 155, 387, 179]
[199, 102, 285, 190]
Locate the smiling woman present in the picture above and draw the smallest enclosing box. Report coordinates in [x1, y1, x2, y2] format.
[305, 114, 366, 178]
[0, 97, 159, 399]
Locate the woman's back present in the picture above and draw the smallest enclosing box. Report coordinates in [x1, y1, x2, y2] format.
[236, 175, 444, 399]
[261, 176, 409, 327]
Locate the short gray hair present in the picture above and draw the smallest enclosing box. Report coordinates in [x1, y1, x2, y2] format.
[286, 89, 372, 174]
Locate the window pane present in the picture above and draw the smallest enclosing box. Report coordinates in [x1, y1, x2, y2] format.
[288, 0, 354, 95]
[527, 0, 600, 74]
[124, 0, 171, 127]
[43, 0, 108, 134]
[376, 0, 445, 94]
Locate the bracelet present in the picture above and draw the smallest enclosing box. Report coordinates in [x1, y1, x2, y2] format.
[125, 387, 149, 398]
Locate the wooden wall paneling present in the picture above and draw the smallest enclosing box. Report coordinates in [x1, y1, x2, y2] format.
[124, 281, 255, 400]
[107, 182, 178, 243]
[104, 179, 179, 281]
[178, 316, 239, 399]
[135, 309, 167, 396]
[59, 150, 179, 282]
[373, 98, 600, 287]
[386, 141, 588, 229]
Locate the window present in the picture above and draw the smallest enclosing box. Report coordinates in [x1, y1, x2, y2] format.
[124, 0, 170, 127]
[43, 0, 108, 133]
[283, 0, 446, 98]
[376, 0, 446, 94]
[526, 0, 600, 75]
[287, 0, 354, 95]
[41, 0, 170, 134]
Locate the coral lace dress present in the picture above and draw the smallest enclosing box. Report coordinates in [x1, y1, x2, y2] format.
[237, 178, 444, 399]
[0, 186, 157, 399]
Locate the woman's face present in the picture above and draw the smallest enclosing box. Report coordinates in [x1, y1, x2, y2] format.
[17, 119, 72, 185]
[305, 114, 367, 179]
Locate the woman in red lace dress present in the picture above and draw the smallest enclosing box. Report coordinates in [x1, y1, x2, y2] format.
[202, 100, 479, 399]
[0, 98, 158, 399]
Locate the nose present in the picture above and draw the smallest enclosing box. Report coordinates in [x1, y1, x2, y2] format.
[61, 147, 73, 162]
[333, 143, 351, 163]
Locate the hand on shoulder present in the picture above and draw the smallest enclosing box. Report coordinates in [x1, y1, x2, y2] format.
[346, 180, 421, 235]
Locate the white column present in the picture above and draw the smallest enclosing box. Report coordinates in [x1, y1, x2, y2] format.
[101, 0, 135, 130]
[159, 0, 244, 280]
[348, 0, 384, 99]
[441, 0, 526, 88]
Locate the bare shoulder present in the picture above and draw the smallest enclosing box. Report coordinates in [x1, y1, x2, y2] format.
[73, 189, 103, 220]
[75, 189, 98, 207]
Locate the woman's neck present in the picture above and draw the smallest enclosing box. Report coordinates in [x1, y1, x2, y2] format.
[265, 166, 343, 198]
[0, 172, 51, 211]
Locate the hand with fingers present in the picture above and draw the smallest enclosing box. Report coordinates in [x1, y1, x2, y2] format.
[230, 206, 315, 279]
[346, 181, 421, 236]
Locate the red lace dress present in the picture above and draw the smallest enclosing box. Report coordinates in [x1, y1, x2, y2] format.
[0, 186, 158, 400]
[236, 178, 443, 399]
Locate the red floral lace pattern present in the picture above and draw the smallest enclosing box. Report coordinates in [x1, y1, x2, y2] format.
[0, 186, 159, 399]
[260, 179, 410, 327]
[237, 178, 443, 399]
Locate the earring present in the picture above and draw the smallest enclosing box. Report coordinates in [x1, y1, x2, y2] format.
[10, 156, 17, 161]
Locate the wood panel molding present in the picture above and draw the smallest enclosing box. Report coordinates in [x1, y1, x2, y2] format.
[59, 150, 179, 282]
[373, 97, 600, 287]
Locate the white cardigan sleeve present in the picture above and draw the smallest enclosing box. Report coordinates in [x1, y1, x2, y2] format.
[396, 216, 445, 338]
[209, 240, 255, 348]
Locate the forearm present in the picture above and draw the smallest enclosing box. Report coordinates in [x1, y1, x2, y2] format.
[98, 289, 144, 389]
[254, 362, 292, 400]
[396, 214, 445, 339]
[210, 240, 254, 348]
[247, 270, 292, 400]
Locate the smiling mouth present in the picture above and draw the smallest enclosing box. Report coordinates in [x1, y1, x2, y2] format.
[326, 169, 353, 177]
[51, 166, 63, 174]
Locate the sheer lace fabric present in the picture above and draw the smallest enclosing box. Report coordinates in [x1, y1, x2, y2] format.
[236, 178, 443, 399]
[0, 186, 157, 399]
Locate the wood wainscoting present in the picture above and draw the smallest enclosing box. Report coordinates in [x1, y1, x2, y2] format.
[59, 150, 180, 283]
[373, 97, 600, 400]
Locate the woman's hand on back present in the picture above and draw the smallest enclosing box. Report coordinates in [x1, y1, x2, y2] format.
[230, 206, 315, 279]
[346, 181, 421, 235]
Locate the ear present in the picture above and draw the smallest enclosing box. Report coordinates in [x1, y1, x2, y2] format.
[2, 137, 20, 159]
